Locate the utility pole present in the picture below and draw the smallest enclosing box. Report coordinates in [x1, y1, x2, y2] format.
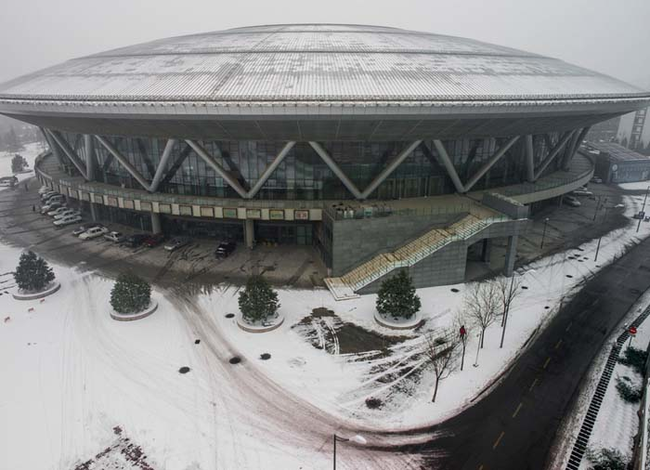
[540, 217, 550, 249]
[500, 275, 515, 348]
[637, 186, 650, 233]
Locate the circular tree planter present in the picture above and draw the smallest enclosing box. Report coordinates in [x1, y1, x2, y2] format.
[236, 312, 285, 333]
[374, 311, 422, 330]
[12, 281, 61, 301]
[110, 300, 158, 322]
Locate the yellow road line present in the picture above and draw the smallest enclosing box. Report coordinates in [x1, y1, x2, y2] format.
[529, 378, 539, 391]
[512, 402, 523, 418]
[543, 356, 551, 369]
[566, 322, 573, 332]
[555, 339, 563, 350]
[493, 431, 505, 449]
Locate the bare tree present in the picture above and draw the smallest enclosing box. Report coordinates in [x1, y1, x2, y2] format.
[465, 282, 500, 350]
[496, 275, 523, 348]
[423, 332, 458, 402]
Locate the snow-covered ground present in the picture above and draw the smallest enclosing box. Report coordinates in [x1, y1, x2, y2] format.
[0, 141, 45, 183]
[3, 190, 650, 469]
[618, 181, 650, 191]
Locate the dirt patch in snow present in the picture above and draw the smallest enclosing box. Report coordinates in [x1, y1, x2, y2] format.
[73, 428, 156, 470]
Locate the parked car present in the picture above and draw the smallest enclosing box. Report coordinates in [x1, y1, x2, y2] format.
[41, 202, 64, 214]
[54, 214, 82, 227]
[44, 194, 64, 205]
[590, 176, 603, 184]
[124, 233, 150, 248]
[38, 186, 51, 195]
[79, 226, 109, 240]
[633, 211, 646, 220]
[54, 209, 80, 220]
[72, 223, 103, 236]
[215, 241, 236, 258]
[164, 237, 191, 252]
[571, 189, 593, 197]
[103, 231, 126, 243]
[40, 191, 59, 202]
[48, 206, 72, 217]
[563, 196, 581, 207]
[143, 233, 166, 248]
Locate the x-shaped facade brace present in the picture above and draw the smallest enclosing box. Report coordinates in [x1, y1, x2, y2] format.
[530, 130, 575, 181]
[185, 139, 296, 199]
[45, 129, 89, 180]
[309, 140, 422, 200]
[433, 136, 520, 194]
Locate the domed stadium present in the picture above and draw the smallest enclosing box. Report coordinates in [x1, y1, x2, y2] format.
[1, 24, 648, 299]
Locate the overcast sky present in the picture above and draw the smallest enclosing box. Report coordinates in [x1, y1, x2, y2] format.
[0, 0, 649, 88]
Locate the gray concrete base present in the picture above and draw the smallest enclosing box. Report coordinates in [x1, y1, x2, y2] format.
[110, 300, 158, 322]
[374, 311, 422, 330]
[236, 312, 285, 333]
[12, 281, 61, 300]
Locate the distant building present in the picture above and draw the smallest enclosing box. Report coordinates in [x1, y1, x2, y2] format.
[589, 142, 650, 183]
[587, 116, 621, 143]
[617, 107, 650, 154]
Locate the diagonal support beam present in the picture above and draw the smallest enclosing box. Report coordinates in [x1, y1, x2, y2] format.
[533, 131, 575, 181]
[309, 141, 363, 199]
[95, 135, 151, 190]
[149, 139, 177, 192]
[464, 136, 519, 192]
[246, 141, 296, 199]
[525, 135, 535, 182]
[433, 139, 466, 193]
[46, 129, 89, 180]
[562, 126, 591, 170]
[185, 139, 248, 199]
[360, 140, 422, 199]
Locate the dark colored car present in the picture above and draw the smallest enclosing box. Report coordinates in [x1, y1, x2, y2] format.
[215, 241, 236, 258]
[143, 233, 166, 247]
[125, 233, 150, 248]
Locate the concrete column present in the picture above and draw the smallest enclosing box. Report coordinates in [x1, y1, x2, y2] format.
[504, 235, 518, 277]
[90, 202, 99, 222]
[151, 212, 162, 234]
[244, 219, 255, 249]
[481, 238, 492, 263]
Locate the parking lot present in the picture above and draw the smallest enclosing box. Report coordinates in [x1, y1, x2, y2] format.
[0, 178, 327, 290]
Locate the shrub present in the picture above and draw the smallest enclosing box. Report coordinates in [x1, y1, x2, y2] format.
[110, 273, 151, 314]
[615, 377, 642, 403]
[11, 154, 27, 173]
[586, 447, 629, 470]
[365, 397, 383, 409]
[238, 276, 279, 324]
[376, 270, 421, 320]
[14, 251, 55, 292]
[618, 346, 648, 376]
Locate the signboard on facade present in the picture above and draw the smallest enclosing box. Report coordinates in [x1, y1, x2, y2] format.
[223, 208, 238, 219]
[246, 209, 262, 219]
[200, 207, 215, 218]
[140, 201, 152, 212]
[107, 197, 118, 207]
[92, 194, 103, 204]
[295, 210, 309, 220]
[269, 209, 285, 220]
[123, 200, 134, 210]
[159, 203, 172, 214]
[179, 205, 193, 216]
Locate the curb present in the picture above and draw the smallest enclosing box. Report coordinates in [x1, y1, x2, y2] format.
[110, 301, 158, 322]
[236, 313, 285, 333]
[12, 282, 61, 300]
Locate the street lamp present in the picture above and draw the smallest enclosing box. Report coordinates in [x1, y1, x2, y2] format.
[636, 186, 650, 233]
[540, 217, 550, 249]
[333, 433, 367, 470]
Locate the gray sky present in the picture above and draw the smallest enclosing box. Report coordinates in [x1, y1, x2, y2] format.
[0, 0, 649, 88]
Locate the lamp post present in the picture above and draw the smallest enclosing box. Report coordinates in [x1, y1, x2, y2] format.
[636, 186, 650, 233]
[500, 273, 519, 349]
[540, 217, 550, 249]
[333, 433, 366, 470]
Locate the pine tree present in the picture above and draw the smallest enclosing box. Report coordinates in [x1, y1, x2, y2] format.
[11, 154, 27, 173]
[14, 251, 55, 292]
[238, 275, 279, 324]
[376, 270, 421, 320]
[6, 127, 22, 152]
[110, 273, 152, 314]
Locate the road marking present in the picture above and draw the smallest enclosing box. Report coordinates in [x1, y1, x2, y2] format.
[529, 378, 539, 391]
[565, 322, 573, 332]
[555, 339, 563, 350]
[493, 431, 505, 449]
[512, 402, 523, 418]
[543, 356, 551, 369]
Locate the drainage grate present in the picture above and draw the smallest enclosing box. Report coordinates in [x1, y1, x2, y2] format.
[565, 304, 650, 469]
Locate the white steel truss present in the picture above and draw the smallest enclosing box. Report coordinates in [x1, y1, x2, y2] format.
[43, 129, 591, 201]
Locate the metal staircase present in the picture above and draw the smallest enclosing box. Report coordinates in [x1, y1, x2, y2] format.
[324, 212, 509, 301]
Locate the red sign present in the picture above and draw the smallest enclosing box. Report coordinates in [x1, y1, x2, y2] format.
[629, 326, 638, 336]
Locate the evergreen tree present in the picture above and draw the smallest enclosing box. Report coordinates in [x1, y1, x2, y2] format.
[6, 127, 22, 152]
[11, 154, 27, 173]
[110, 273, 152, 314]
[14, 251, 55, 292]
[238, 275, 279, 324]
[376, 270, 421, 320]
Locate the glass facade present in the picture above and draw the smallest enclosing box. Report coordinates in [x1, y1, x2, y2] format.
[58, 131, 566, 201]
